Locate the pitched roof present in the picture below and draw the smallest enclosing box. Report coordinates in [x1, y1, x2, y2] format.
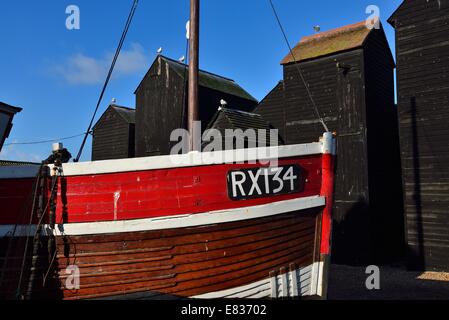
[257, 81, 284, 106]
[93, 105, 135, 130]
[280, 20, 375, 64]
[209, 107, 273, 131]
[205, 107, 283, 147]
[387, 0, 447, 27]
[111, 105, 135, 124]
[387, 1, 406, 27]
[0, 102, 22, 115]
[136, 56, 257, 102]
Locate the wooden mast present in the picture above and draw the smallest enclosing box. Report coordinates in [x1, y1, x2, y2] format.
[188, 0, 200, 151]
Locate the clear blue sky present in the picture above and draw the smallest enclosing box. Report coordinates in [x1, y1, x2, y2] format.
[0, 0, 402, 162]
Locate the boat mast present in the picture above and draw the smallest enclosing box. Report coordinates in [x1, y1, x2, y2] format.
[188, 0, 200, 151]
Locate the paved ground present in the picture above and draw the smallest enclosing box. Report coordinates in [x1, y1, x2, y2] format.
[328, 264, 449, 300]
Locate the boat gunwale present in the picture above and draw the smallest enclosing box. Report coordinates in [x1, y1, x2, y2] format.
[0, 141, 324, 179]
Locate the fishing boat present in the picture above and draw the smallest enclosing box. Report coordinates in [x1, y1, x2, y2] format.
[0, 0, 336, 300]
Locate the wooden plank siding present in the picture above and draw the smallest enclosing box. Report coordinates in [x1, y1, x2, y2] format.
[0, 210, 320, 300]
[389, 0, 449, 271]
[363, 29, 405, 264]
[204, 108, 280, 150]
[135, 56, 185, 157]
[256, 24, 404, 265]
[0, 102, 22, 152]
[135, 56, 258, 157]
[92, 107, 135, 161]
[256, 82, 287, 139]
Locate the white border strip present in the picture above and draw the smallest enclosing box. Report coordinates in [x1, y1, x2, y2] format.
[0, 196, 325, 237]
[310, 261, 324, 296]
[0, 142, 323, 179]
[192, 263, 320, 299]
[193, 277, 271, 299]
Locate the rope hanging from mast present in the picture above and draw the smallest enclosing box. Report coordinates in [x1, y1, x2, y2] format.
[268, 0, 329, 133]
[74, 0, 139, 162]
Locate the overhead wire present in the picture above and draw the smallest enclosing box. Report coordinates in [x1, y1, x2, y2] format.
[74, 0, 139, 162]
[268, 0, 329, 133]
[4, 132, 89, 146]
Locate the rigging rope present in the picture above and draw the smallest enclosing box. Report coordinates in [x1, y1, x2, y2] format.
[268, 0, 329, 133]
[74, 0, 139, 162]
[15, 166, 45, 299]
[0, 171, 41, 296]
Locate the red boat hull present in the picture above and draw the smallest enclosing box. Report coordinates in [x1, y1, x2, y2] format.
[0, 139, 335, 300]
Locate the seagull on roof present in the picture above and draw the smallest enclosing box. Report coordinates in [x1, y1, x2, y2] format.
[220, 99, 228, 108]
[157, 47, 163, 55]
[179, 56, 185, 63]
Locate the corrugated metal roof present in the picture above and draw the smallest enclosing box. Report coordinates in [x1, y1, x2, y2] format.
[281, 20, 374, 64]
[162, 56, 257, 102]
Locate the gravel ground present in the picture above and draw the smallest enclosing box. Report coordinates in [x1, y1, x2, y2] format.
[328, 264, 449, 300]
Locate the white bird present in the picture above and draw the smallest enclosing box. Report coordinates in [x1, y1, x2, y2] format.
[220, 99, 228, 108]
[111, 98, 117, 105]
[157, 47, 163, 55]
[179, 56, 185, 63]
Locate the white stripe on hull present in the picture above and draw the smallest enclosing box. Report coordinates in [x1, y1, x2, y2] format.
[0, 142, 323, 179]
[0, 195, 325, 237]
[192, 262, 324, 299]
[310, 261, 325, 297]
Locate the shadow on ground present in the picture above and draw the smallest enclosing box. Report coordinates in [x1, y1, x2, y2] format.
[328, 264, 449, 300]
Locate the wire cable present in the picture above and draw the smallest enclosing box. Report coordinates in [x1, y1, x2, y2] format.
[268, 0, 329, 133]
[4, 132, 89, 146]
[74, 0, 139, 162]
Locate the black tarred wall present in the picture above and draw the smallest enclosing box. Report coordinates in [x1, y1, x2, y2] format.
[389, 0, 449, 271]
[135, 57, 258, 157]
[92, 109, 134, 161]
[256, 28, 404, 265]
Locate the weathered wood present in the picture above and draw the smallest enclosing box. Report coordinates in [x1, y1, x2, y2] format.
[389, 0, 449, 271]
[0, 102, 22, 152]
[256, 24, 404, 265]
[135, 56, 258, 157]
[92, 105, 135, 161]
[0, 210, 319, 300]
